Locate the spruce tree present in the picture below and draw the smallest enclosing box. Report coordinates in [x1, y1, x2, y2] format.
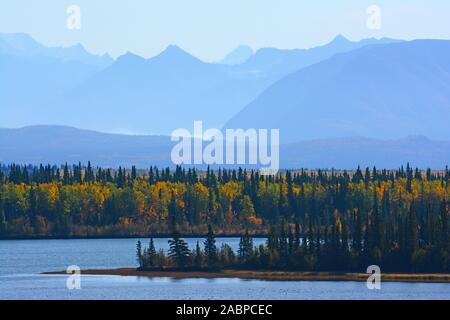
[136, 240, 143, 267]
[168, 231, 191, 268]
[279, 223, 288, 258]
[294, 222, 300, 251]
[63, 163, 70, 185]
[149, 167, 155, 184]
[266, 226, 278, 252]
[195, 241, 203, 268]
[204, 225, 217, 267]
[238, 229, 253, 263]
[131, 166, 137, 181]
[147, 238, 156, 267]
[168, 191, 179, 229]
[85, 161, 94, 183]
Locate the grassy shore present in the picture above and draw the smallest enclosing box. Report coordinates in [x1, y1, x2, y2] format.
[43, 268, 450, 283]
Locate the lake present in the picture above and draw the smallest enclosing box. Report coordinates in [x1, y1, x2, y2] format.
[0, 238, 449, 300]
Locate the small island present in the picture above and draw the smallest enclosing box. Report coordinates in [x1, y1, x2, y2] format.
[44, 226, 450, 283]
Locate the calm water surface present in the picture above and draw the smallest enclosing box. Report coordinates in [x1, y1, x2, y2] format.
[0, 238, 448, 300]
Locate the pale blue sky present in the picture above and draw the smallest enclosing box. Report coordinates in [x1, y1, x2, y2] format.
[1, 0, 449, 61]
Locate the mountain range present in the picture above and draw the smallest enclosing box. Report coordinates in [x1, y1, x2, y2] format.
[1, 33, 403, 135]
[0, 126, 448, 169]
[0, 33, 112, 127]
[1, 33, 450, 168]
[227, 39, 450, 142]
[0, 33, 113, 67]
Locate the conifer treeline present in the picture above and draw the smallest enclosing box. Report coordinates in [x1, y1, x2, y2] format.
[0, 162, 449, 272]
[138, 214, 449, 273]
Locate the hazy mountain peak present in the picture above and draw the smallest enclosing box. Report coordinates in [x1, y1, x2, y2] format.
[324, 34, 353, 49]
[160, 45, 193, 57]
[220, 45, 254, 65]
[116, 51, 146, 64]
[152, 44, 203, 65]
[331, 34, 350, 44]
[165, 44, 184, 52]
[121, 51, 142, 58]
[0, 32, 113, 67]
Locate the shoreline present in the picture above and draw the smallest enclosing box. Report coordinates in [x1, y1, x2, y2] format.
[0, 234, 269, 241]
[43, 268, 450, 283]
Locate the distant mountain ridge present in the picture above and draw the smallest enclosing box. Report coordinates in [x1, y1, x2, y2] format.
[226, 39, 450, 143]
[0, 33, 401, 135]
[234, 35, 401, 83]
[0, 126, 448, 169]
[0, 33, 113, 67]
[0, 33, 114, 127]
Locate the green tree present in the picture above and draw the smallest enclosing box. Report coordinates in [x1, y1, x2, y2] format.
[204, 225, 217, 267]
[293, 222, 300, 251]
[63, 163, 70, 184]
[266, 226, 278, 252]
[146, 238, 157, 268]
[136, 240, 143, 267]
[279, 223, 288, 258]
[168, 231, 191, 268]
[238, 229, 253, 263]
[194, 241, 203, 268]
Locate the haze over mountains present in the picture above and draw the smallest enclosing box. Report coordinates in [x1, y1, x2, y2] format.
[233, 35, 401, 85]
[1, 33, 402, 135]
[38, 45, 268, 134]
[227, 40, 450, 143]
[1, 33, 450, 168]
[0, 33, 113, 67]
[1, 126, 449, 169]
[0, 33, 112, 126]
